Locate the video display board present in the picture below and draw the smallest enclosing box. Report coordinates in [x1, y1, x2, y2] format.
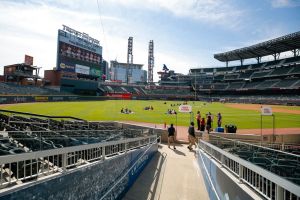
[56, 25, 102, 77]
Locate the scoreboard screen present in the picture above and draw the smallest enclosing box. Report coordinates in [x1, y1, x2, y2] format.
[56, 25, 103, 77]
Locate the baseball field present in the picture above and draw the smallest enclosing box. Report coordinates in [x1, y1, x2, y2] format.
[1, 100, 299, 130]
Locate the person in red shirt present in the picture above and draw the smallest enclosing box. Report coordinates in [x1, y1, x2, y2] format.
[200, 117, 205, 131]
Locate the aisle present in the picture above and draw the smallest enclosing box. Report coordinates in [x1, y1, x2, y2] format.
[123, 143, 209, 200]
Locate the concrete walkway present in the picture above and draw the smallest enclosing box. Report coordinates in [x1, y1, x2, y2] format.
[123, 143, 209, 200]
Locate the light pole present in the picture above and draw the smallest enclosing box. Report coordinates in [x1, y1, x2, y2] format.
[194, 74, 197, 101]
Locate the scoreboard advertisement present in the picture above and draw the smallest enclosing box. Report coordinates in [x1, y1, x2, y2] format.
[56, 25, 103, 77]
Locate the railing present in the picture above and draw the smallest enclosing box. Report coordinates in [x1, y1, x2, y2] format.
[1, 128, 152, 151]
[0, 135, 157, 190]
[0, 109, 85, 121]
[199, 139, 300, 200]
[207, 135, 300, 158]
[256, 143, 300, 153]
[99, 135, 160, 200]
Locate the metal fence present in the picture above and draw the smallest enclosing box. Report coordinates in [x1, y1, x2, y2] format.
[199, 139, 300, 200]
[0, 135, 157, 190]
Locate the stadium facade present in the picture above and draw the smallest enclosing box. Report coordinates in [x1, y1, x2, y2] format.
[110, 61, 147, 84]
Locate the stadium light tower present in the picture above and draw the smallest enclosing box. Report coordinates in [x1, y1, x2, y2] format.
[127, 37, 133, 84]
[194, 74, 197, 101]
[148, 40, 154, 83]
[127, 37, 133, 64]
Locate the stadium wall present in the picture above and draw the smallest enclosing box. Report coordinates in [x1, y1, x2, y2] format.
[0, 96, 111, 104]
[0, 144, 157, 200]
[197, 150, 255, 200]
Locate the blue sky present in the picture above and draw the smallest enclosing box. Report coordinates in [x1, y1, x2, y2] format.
[0, 0, 299, 81]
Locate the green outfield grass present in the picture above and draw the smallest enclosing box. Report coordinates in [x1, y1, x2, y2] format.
[1, 100, 300, 129]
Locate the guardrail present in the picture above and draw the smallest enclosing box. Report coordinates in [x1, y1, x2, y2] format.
[3, 128, 151, 150]
[256, 143, 300, 152]
[199, 139, 300, 200]
[0, 109, 85, 121]
[207, 135, 300, 159]
[99, 135, 160, 200]
[0, 135, 157, 190]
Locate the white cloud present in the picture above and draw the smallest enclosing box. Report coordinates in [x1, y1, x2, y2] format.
[0, 1, 123, 75]
[271, 0, 300, 7]
[0, 0, 215, 81]
[109, 0, 243, 29]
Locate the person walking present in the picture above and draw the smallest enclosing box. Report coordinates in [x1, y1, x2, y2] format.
[188, 122, 196, 150]
[168, 124, 176, 149]
[196, 111, 201, 131]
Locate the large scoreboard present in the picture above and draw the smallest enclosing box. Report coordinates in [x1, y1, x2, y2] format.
[56, 25, 103, 78]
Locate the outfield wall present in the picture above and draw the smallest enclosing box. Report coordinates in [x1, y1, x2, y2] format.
[0, 95, 111, 104]
[0, 144, 157, 200]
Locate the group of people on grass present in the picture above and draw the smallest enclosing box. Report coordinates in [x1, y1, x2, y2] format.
[144, 105, 154, 110]
[120, 108, 133, 114]
[166, 109, 177, 115]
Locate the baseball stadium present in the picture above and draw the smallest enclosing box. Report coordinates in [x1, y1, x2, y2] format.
[0, 8, 300, 200]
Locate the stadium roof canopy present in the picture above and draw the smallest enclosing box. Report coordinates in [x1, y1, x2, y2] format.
[214, 31, 300, 62]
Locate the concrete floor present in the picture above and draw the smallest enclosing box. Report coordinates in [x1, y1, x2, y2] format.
[123, 143, 209, 200]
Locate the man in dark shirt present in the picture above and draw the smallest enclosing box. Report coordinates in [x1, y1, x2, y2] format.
[168, 124, 176, 149]
[207, 115, 212, 134]
[188, 122, 196, 150]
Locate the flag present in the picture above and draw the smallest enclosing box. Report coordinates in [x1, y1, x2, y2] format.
[163, 64, 169, 71]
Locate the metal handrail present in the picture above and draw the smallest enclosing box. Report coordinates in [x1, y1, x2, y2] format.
[0, 109, 85, 121]
[0, 135, 156, 164]
[209, 135, 300, 158]
[99, 135, 160, 200]
[199, 139, 300, 198]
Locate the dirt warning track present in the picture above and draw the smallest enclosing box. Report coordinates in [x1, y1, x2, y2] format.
[226, 103, 300, 115]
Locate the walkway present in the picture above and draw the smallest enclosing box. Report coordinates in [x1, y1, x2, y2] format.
[123, 143, 209, 200]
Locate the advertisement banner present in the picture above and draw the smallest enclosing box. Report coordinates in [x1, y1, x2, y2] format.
[90, 68, 101, 77]
[58, 61, 76, 73]
[179, 105, 192, 113]
[35, 96, 49, 102]
[106, 93, 132, 99]
[75, 64, 90, 75]
[261, 106, 272, 116]
[24, 55, 33, 65]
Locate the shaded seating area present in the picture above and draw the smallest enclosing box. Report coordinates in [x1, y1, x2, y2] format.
[0, 82, 68, 95]
[0, 111, 154, 188]
[208, 137, 300, 186]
